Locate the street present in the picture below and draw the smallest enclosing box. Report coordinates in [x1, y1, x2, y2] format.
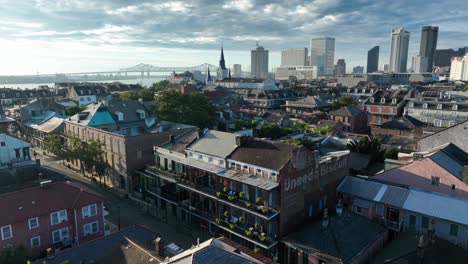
[34, 149, 206, 250]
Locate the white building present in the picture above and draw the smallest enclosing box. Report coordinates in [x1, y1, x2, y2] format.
[233, 64, 242, 78]
[389, 28, 410, 73]
[251, 45, 269, 79]
[412, 55, 428, 73]
[449, 56, 468, 81]
[281, 48, 308, 66]
[310, 37, 335, 76]
[275, 66, 318, 80]
[0, 133, 31, 167]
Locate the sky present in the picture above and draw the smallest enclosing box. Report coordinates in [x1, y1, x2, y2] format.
[0, 0, 467, 75]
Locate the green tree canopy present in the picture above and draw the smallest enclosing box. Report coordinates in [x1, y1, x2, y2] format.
[120, 89, 155, 101]
[347, 137, 386, 163]
[257, 124, 293, 139]
[44, 134, 62, 155]
[65, 106, 87, 116]
[155, 90, 216, 128]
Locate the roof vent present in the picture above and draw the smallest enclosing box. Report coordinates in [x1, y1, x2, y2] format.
[18, 206, 23, 210]
[40, 180, 52, 188]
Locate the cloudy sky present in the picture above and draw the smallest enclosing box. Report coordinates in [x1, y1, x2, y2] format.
[1, 0, 467, 75]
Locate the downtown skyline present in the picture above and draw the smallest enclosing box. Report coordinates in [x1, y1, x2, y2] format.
[1, 0, 468, 75]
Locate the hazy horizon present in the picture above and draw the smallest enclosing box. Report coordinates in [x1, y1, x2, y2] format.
[1, 0, 467, 75]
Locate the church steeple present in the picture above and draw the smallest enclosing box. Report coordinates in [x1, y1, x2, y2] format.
[206, 67, 212, 84]
[228, 68, 231, 79]
[219, 45, 226, 70]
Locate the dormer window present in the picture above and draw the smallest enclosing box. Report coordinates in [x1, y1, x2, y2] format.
[422, 103, 428, 109]
[115, 111, 124, 121]
[370, 97, 374, 103]
[392, 98, 397, 104]
[137, 110, 145, 119]
[347, 88, 351, 93]
[80, 91, 84, 95]
[409, 102, 414, 108]
[452, 104, 458, 111]
[431, 176, 440, 186]
[88, 90, 92, 95]
[437, 104, 442, 110]
[380, 98, 386, 103]
[96, 89, 100, 94]
[370, 89, 374, 93]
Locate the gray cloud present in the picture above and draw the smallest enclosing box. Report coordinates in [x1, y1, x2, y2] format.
[1, 0, 468, 70]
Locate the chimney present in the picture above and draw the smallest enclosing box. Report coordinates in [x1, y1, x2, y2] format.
[235, 135, 242, 147]
[138, 98, 143, 105]
[40, 180, 52, 188]
[153, 237, 164, 256]
[321, 208, 329, 228]
[413, 153, 424, 160]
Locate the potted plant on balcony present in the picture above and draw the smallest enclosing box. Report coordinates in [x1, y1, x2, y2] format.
[253, 247, 261, 253]
[215, 218, 221, 225]
[259, 235, 266, 242]
[260, 206, 269, 214]
[238, 216, 244, 223]
[229, 223, 235, 229]
[224, 211, 229, 217]
[238, 192, 245, 198]
[216, 192, 221, 198]
[245, 230, 252, 237]
[254, 223, 260, 230]
[223, 186, 229, 193]
[245, 201, 252, 207]
[228, 195, 236, 201]
[255, 197, 261, 204]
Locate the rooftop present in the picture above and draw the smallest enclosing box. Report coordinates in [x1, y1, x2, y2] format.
[188, 129, 240, 158]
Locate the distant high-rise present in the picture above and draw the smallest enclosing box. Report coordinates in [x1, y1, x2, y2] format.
[281, 48, 308, 66]
[367, 46, 379, 73]
[449, 55, 468, 81]
[389, 28, 410, 73]
[310, 37, 335, 76]
[412, 55, 428, 73]
[233, 64, 242, 78]
[383, 64, 390, 72]
[457, 46, 468, 56]
[352, 66, 364, 74]
[419, 26, 438, 72]
[435, 49, 457, 67]
[251, 44, 269, 79]
[334, 59, 346, 76]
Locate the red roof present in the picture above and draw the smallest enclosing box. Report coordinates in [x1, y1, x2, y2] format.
[0, 181, 104, 226]
[217, 237, 278, 264]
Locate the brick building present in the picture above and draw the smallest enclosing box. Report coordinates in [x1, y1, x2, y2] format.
[328, 105, 368, 133]
[64, 100, 194, 191]
[364, 88, 413, 127]
[0, 181, 105, 257]
[139, 129, 350, 257]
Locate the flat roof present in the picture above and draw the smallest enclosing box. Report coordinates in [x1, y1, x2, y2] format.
[218, 169, 279, 191]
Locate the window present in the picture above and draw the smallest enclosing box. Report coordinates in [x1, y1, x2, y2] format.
[421, 216, 429, 229]
[29, 217, 39, 229]
[137, 110, 145, 119]
[1, 225, 12, 240]
[437, 104, 442, 110]
[409, 102, 414, 108]
[392, 98, 397, 104]
[82, 204, 97, 218]
[83, 221, 99, 236]
[356, 206, 363, 214]
[434, 119, 442, 127]
[50, 210, 68, 225]
[369, 97, 374, 103]
[52, 227, 69, 243]
[450, 224, 458, 236]
[0, 142, 5, 147]
[409, 214, 416, 228]
[256, 168, 262, 175]
[448, 120, 455, 127]
[208, 157, 213, 162]
[422, 103, 428, 109]
[30, 236, 41, 248]
[375, 204, 384, 217]
[431, 176, 440, 186]
[115, 111, 124, 121]
[380, 98, 386, 103]
[452, 104, 458, 111]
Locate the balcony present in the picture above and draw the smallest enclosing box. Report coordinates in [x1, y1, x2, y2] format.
[179, 199, 216, 222]
[375, 217, 403, 231]
[215, 189, 278, 220]
[145, 166, 180, 183]
[214, 217, 278, 249]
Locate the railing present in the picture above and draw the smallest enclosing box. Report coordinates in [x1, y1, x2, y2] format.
[146, 166, 180, 182]
[375, 217, 402, 231]
[215, 218, 277, 248]
[215, 190, 279, 219]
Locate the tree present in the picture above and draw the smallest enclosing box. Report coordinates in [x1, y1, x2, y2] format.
[310, 125, 333, 135]
[286, 138, 315, 149]
[386, 147, 399, 160]
[64, 132, 86, 176]
[44, 134, 62, 155]
[149, 80, 178, 92]
[347, 137, 386, 164]
[257, 123, 293, 139]
[0, 245, 29, 264]
[66, 106, 87, 116]
[120, 89, 155, 101]
[156, 90, 216, 128]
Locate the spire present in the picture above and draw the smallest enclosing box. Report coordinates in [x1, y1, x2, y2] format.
[228, 68, 231, 79]
[206, 67, 212, 83]
[219, 45, 226, 69]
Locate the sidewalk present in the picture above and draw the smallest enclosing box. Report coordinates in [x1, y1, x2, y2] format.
[33, 147, 203, 249]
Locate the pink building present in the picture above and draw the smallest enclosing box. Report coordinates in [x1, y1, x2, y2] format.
[0, 181, 105, 257]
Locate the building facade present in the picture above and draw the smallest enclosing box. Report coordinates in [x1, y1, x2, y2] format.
[418, 120, 468, 153]
[275, 66, 318, 80]
[310, 37, 335, 76]
[0, 133, 31, 168]
[328, 106, 368, 133]
[251, 45, 269, 79]
[435, 49, 457, 67]
[419, 26, 438, 73]
[0, 182, 105, 257]
[449, 55, 468, 81]
[367, 46, 380, 73]
[334, 59, 346, 77]
[364, 88, 413, 127]
[352, 66, 364, 74]
[233, 64, 242, 78]
[281, 48, 308, 66]
[389, 28, 410, 73]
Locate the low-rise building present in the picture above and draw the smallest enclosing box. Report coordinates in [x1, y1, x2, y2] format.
[364, 88, 413, 127]
[418, 120, 468, 153]
[215, 78, 279, 90]
[404, 99, 468, 128]
[0, 133, 32, 168]
[237, 89, 298, 111]
[328, 105, 368, 133]
[275, 66, 318, 80]
[0, 181, 105, 257]
[285, 96, 330, 114]
[0, 88, 52, 106]
[139, 129, 350, 256]
[338, 176, 468, 249]
[65, 84, 112, 106]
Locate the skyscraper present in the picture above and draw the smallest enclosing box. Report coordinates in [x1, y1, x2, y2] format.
[352, 66, 364, 74]
[419, 26, 438, 72]
[334, 59, 346, 76]
[435, 49, 457, 67]
[233, 64, 242, 78]
[389, 28, 410, 73]
[367, 46, 379, 73]
[217, 46, 228, 80]
[310, 37, 335, 76]
[251, 44, 269, 79]
[281, 48, 308, 66]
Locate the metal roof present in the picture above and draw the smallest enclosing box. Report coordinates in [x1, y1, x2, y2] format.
[179, 158, 226, 174]
[218, 170, 279, 191]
